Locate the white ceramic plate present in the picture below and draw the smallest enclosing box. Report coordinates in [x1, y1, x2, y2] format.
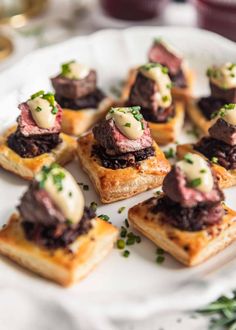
[0, 27, 236, 323]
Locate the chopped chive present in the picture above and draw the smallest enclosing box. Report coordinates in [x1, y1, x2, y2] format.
[162, 95, 169, 103]
[66, 219, 73, 226]
[200, 169, 206, 173]
[124, 123, 131, 127]
[117, 239, 125, 250]
[161, 66, 168, 74]
[35, 106, 42, 112]
[83, 184, 89, 191]
[126, 237, 136, 246]
[156, 255, 165, 264]
[120, 226, 127, 238]
[118, 206, 126, 214]
[184, 153, 194, 164]
[124, 219, 129, 228]
[211, 157, 218, 164]
[68, 191, 72, 197]
[31, 90, 44, 99]
[98, 214, 110, 222]
[188, 178, 202, 188]
[90, 201, 97, 211]
[164, 147, 175, 159]
[51, 106, 58, 115]
[123, 250, 130, 258]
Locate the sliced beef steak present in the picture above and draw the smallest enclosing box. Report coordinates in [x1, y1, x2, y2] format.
[7, 128, 61, 158]
[162, 165, 224, 208]
[18, 102, 62, 137]
[51, 70, 97, 99]
[148, 41, 182, 76]
[210, 82, 236, 103]
[93, 118, 153, 155]
[55, 88, 105, 110]
[198, 96, 225, 120]
[209, 118, 236, 146]
[128, 72, 174, 123]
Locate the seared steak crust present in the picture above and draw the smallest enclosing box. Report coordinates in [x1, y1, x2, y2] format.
[7, 128, 61, 158]
[55, 88, 105, 110]
[92, 144, 155, 169]
[195, 137, 236, 170]
[209, 118, 236, 146]
[51, 70, 97, 99]
[152, 195, 224, 231]
[128, 72, 174, 123]
[210, 81, 236, 103]
[198, 96, 225, 120]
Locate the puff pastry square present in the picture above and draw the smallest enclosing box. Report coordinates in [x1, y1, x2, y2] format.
[186, 98, 216, 135]
[176, 143, 236, 189]
[0, 125, 77, 180]
[128, 196, 236, 266]
[76, 132, 170, 203]
[0, 214, 118, 286]
[121, 66, 194, 104]
[61, 97, 113, 136]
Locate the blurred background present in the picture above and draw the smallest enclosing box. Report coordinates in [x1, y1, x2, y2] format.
[0, 0, 235, 71]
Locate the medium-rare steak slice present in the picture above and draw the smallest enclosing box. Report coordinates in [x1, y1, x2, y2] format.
[148, 40, 182, 76]
[51, 70, 97, 99]
[18, 102, 62, 137]
[93, 118, 153, 155]
[162, 166, 224, 208]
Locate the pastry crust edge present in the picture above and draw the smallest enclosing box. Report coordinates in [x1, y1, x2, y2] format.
[76, 132, 170, 203]
[0, 125, 77, 180]
[0, 213, 118, 286]
[128, 197, 236, 266]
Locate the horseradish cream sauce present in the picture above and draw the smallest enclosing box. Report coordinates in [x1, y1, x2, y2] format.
[177, 153, 214, 193]
[27, 97, 57, 129]
[106, 107, 144, 140]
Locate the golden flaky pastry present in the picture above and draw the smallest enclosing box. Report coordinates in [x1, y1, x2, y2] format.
[0, 125, 76, 180]
[61, 97, 113, 136]
[0, 214, 118, 286]
[128, 196, 236, 266]
[76, 132, 170, 203]
[176, 143, 236, 189]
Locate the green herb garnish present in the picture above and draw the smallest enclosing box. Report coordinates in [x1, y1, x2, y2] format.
[51, 107, 58, 115]
[184, 153, 194, 164]
[162, 95, 169, 103]
[118, 206, 126, 214]
[68, 191, 72, 197]
[161, 66, 168, 74]
[211, 157, 218, 164]
[156, 255, 165, 264]
[124, 219, 129, 228]
[124, 123, 131, 127]
[90, 201, 97, 211]
[164, 147, 175, 159]
[200, 169, 206, 174]
[66, 219, 73, 226]
[31, 90, 44, 100]
[61, 60, 75, 77]
[35, 106, 42, 112]
[123, 250, 130, 258]
[117, 239, 125, 250]
[188, 177, 202, 188]
[98, 214, 110, 222]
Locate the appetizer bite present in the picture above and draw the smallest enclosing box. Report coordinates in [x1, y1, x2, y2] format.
[187, 62, 236, 134]
[128, 153, 236, 266]
[0, 91, 76, 180]
[177, 103, 236, 189]
[125, 63, 185, 145]
[51, 60, 113, 135]
[148, 38, 194, 101]
[122, 39, 194, 104]
[77, 106, 170, 203]
[0, 164, 118, 286]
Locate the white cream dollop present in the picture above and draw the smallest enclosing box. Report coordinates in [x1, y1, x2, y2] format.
[27, 96, 57, 129]
[218, 104, 236, 126]
[63, 61, 90, 80]
[139, 64, 172, 108]
[208, 62, 236, 89]
[106, 107, 144, 140]
[36, 166, 85, 225]
[176, 153, 214, 193]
